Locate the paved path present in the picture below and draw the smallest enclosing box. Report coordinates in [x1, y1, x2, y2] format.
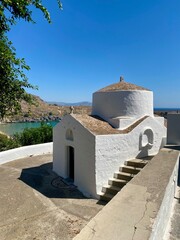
[0, 154, 103, 240]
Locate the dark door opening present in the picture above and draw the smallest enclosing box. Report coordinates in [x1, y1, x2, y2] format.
[68, 146, 74, 181]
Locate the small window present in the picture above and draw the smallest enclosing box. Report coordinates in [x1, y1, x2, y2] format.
[66, 129, 73, 141]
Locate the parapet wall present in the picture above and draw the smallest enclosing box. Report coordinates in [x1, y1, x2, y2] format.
[167, 113, 180, 144]
[0, 142, 53, 165]
[74, 147, 179, 240]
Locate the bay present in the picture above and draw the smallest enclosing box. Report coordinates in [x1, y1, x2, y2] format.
[0, 121, 59, 136]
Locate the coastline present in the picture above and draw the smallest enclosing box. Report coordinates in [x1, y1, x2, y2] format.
[0, 109, 179, 136]
[0, 120, 59, 136]
[0, 131, 8, 136]
[0, 117, 61, 124]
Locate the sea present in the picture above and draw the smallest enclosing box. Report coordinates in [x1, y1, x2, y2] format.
[154, 108, 180, 112]
[0, 121, 59, 136]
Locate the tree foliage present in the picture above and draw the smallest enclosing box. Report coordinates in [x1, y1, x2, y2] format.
[0, 0, 62, 33]
[0, 34, 37, 120]
[0, 0, 62, 120]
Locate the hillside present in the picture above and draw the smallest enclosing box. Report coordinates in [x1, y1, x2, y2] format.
[48, 101, 92, 106]
[7, 95, 92, 122]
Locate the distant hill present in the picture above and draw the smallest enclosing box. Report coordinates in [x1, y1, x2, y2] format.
[6, 95, 92, 122]
[47, 101, 92, 106]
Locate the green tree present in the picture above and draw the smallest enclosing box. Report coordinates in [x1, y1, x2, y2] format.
[0, 0, 62, 120]
[0, 34, 37, 120]
[0, 0, 62, 33]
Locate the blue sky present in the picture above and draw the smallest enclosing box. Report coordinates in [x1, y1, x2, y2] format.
[8, 0, 180, 107]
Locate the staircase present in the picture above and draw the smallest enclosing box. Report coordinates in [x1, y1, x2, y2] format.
[99, 158, 149, 202]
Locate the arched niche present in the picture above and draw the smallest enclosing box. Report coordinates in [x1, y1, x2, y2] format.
[140, 128, 154, 149]
[66, 129, 73, 141]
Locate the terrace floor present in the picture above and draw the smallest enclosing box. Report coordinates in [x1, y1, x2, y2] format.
[0, 154, 103, 240]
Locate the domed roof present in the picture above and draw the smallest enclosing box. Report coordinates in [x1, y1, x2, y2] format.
[97, 76, 150, 92]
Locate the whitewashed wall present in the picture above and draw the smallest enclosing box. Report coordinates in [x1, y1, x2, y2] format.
[92, 90, 153, 121]
[167, 113, 180, 144]
[53, 115, 166, 198]
[95, 116, 167, 194]
[53, 114, 97, 198]
[0, 142, 53, 165]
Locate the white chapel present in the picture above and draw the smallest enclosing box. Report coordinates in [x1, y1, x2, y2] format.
[53, 77, 166, 199]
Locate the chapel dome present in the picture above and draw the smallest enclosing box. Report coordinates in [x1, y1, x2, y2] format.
[91, 76, 153, 125]
[97, 76, 150, 92]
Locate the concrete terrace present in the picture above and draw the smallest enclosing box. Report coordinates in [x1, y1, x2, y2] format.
[74, 147, 180, 240]
[0, 154, 103, 240]
[0, 147, 179, 240]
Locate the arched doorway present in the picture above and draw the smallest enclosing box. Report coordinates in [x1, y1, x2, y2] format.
[67, 146, 74, 181]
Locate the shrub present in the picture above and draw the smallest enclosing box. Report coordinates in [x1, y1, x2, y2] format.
[14, 123, 53, 146]
[0, 133, 20, 151]
[23, 113, 29, 117]
[0, 122, 53, 151]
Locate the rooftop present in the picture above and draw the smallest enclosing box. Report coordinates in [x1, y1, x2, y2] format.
[97, 76, 150, 92]
[72, 114, 147, 135]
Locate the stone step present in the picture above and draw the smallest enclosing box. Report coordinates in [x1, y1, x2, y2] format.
[102, 185, 123, 195]
[108, 178, 127, 187]
[125, 159, 149, 168]
[99, 158, 151, 203]
[99, 192, 114, 202]
[114, 171, 134, 181]
[120, 166, 141, 175]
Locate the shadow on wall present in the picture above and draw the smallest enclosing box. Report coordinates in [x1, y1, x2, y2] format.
[18, 162, 86, 199]
[136, 128, 154, 158]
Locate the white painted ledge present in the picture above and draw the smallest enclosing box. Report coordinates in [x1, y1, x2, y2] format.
[0, 142, 53, 165]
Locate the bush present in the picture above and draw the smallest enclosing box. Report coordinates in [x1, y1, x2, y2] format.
[0, 133, 20, 151]
[23, 113, 29, 117]
[0, 122, 53, 151]
[14, 123, 53, 146]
